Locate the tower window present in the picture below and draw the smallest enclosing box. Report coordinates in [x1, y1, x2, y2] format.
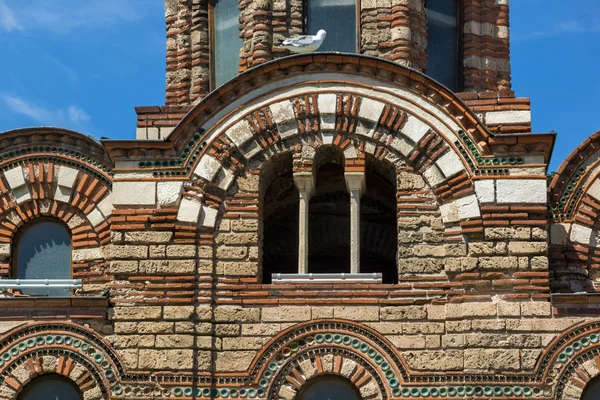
[212, 0, 243, 87]
[15, 220, 72, 296]
[583, 376, 600, 400]
[426, 0, 461, 91]
[305, 0, 357, 52]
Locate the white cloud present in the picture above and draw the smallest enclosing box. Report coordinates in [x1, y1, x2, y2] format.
[66, 105, 90, 125]
[2, 0, 156, 33]
[0, 0, 21, 32]
[2, 94, 91, 128]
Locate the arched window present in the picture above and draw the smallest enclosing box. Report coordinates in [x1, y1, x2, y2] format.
[211, 0, 244, 87]
[305, 0, 357, 52]
[261, 148, 398, 283]
[426, 0, 461, 91]
[262, 153, 299, 283]
[309, 160, 351, 274]
[19, 374, 82, 400]
[297, 376, 361, 400]
[582, 376, 600, 400]
[15, 220, 72, 296]
[360, 157, 397, 283]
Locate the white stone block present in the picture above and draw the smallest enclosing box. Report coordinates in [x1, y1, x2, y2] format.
[343, 145, 358, 159]
[194, 155, 221, 182]
[436, 151, 465, 178]
[57, 166, 79, 188]
[13, 186, 31, 205]
[218, 169, 235, 191]
[239, 139, 262, 159]
[226, 119, 254, 147]
[486, 110, 531, 125]
[200, 206, 219, 229]
[358, 98, 384, 123]
[72, 247, 103, 262]
[455, 194, 481, 219]
[423, 165, 445, 187]
[4, 166, 26, 189]
[87, 207, 105, 227]
[177, 198, 201, 223]
[97, 193, 113, 217]
[550, 223, 570, 245]
[390, 137, 414, 157]
[0, 243, 11, 257]
[474, 180, 495, 203]
[587, 179, 600, 201]
[496, 179, 546, 204]
[112, 181, 156, 205]
[157, 181, 183, 206]
[317, 94, 337, 115]
[270, 100, 296, 124]
[321, 132, 334, 145]
[439, 202, 460, 224]
[54, 185, 72, 203]
[401, 115, 430, 143]
[570, 224, 592, 245]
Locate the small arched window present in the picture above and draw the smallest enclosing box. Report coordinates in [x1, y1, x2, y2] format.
[19, 374, 82, 400]
[211, 0, 244, 87]
[15, 220, 72, 296]
[426, 0, 461, 91]
[297, 376, 361, 400]
[305, 0, 357, 52]
[582, 376, 600, 400]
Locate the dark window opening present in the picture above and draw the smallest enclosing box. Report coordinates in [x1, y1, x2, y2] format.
[15, 219, 72, 297]
[305, 0, 357, 52]
[360, 158, 398, 283]
[426, 0, 461, 91]
[297, 375, 361, 400]
[262, 153, 298, 283]
[583, 376, 600, 400]
[19, 374, 82, 400]
[308, 162, 350, 274]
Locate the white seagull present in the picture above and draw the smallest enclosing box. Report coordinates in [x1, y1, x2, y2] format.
[279, 29, 327, 53]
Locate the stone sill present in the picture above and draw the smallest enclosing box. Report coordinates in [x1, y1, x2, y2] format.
[552, 293, 600, 305]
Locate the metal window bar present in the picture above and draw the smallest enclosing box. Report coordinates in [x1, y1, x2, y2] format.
[272, 273, 382, 283]
[0, 279, 82, 289]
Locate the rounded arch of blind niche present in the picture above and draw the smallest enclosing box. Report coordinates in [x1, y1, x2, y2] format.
[18, 374, 82, 400]
[13, 218, 72, 297]
[296, 375, 362, 400]
[582, 375, 600, 400]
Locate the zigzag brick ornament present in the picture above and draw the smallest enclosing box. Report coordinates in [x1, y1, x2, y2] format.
[0, 1, 598, 399]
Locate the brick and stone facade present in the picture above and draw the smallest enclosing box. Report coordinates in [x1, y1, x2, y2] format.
[0, 2, 599, 400]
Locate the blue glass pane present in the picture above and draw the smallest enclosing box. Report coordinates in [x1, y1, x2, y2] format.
[307, 0, 356, 53]
[426, 0, 460, 91]
[20, 376, 81, 400]
[214, 0, 243, 87]
[17, 221, 71, 297]
[299, 377, 361, 400]
[583, 379, 600, 400]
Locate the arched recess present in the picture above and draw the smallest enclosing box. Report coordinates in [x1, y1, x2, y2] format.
[0, 128, 113, 294]
[0, 322, 126, 400]
[549, 130, 600, 293]
[241, 319, 408, 400]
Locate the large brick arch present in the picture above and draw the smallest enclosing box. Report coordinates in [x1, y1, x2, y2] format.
[0, 321, 123, 400]
[0, 128, 113, 293]
[549, 130, 600, 293]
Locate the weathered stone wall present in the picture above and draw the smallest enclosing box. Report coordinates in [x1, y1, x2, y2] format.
[0, 57, 594, 400]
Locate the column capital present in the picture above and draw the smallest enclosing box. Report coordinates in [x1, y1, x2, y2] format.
[344, 171, 366, 197]
[293, 172, 315, 199]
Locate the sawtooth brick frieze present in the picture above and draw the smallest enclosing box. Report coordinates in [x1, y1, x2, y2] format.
[0, 2, 599, 399]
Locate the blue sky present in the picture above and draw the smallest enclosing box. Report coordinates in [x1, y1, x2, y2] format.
[0, 0, 598, 171]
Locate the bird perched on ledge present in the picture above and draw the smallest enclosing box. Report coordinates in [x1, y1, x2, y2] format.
[279, 29, 327, 53]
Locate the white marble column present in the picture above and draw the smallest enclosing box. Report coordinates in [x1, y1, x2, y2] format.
[293, 172, 315, 274]
[344, 172, 365, 274]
